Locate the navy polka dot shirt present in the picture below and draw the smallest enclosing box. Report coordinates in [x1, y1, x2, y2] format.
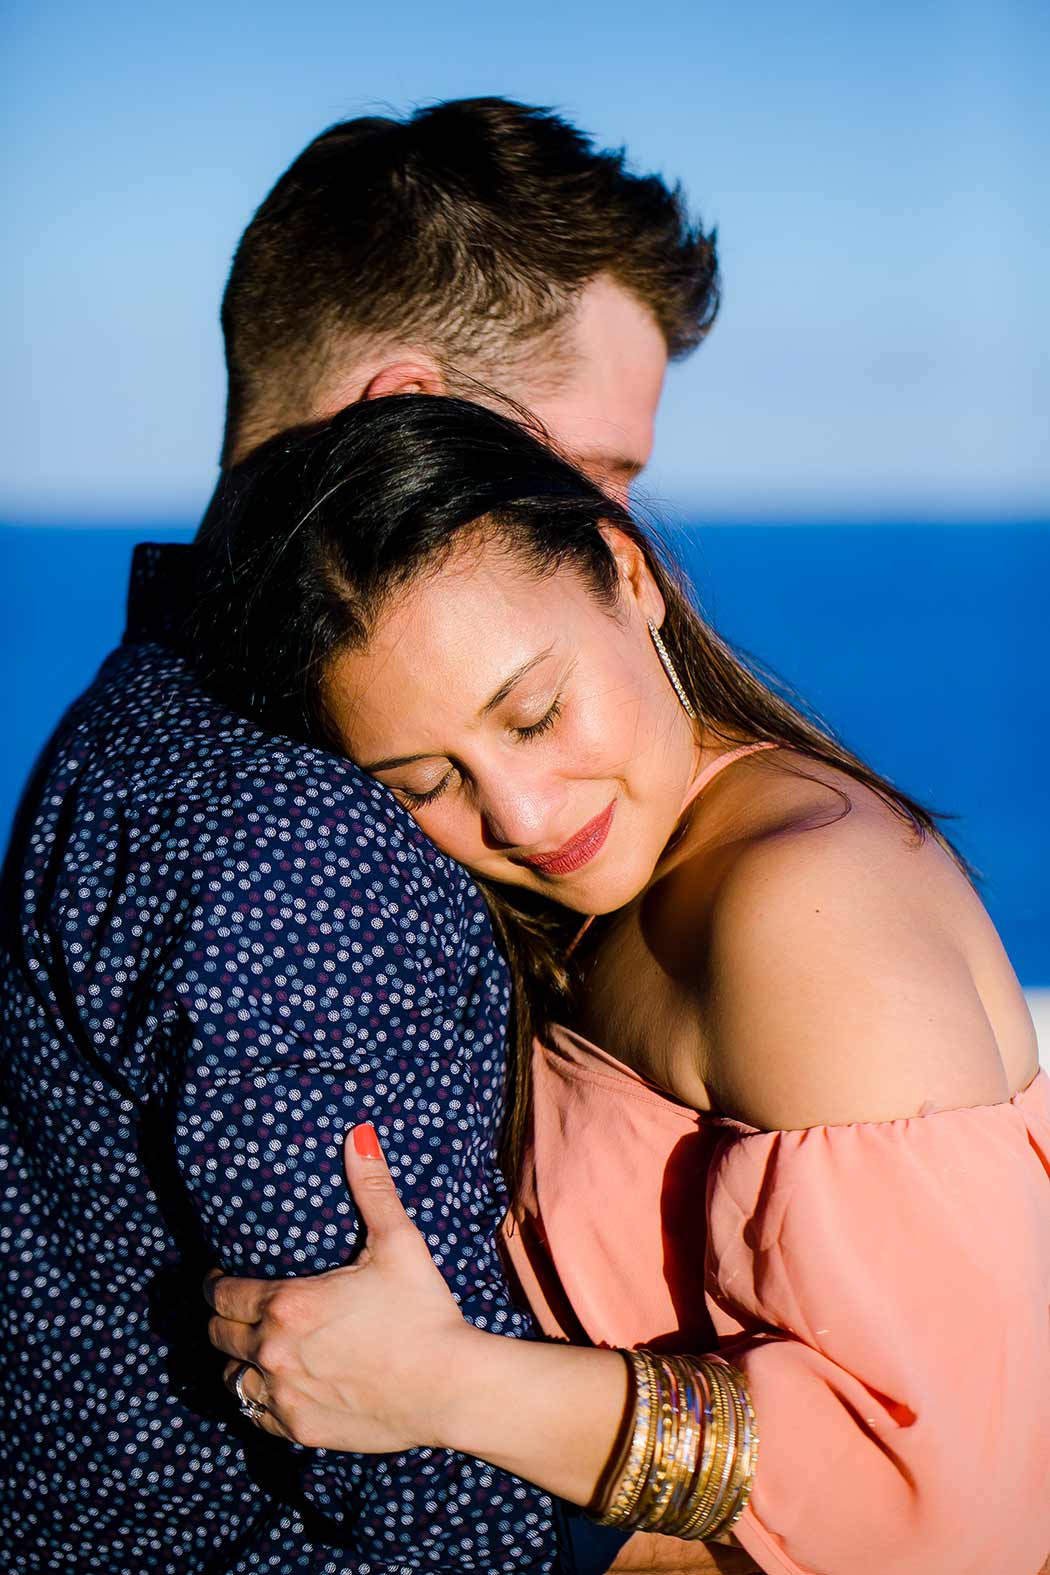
[0, 545, 564, 1573]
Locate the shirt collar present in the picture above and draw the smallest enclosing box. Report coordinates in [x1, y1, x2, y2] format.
[122, 541, 195, 648]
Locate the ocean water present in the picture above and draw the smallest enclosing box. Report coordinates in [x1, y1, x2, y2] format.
[1, 521, 1046, 985]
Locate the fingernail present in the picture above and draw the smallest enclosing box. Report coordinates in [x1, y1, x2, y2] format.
[352, 1122, 382, 1159]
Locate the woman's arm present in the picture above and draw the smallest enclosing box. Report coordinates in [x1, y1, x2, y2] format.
[210, 1131, 765, 1570]
[209, 1123, 632, 1508]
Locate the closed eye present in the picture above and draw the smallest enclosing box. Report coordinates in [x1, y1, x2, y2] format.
[391, 695, 563, 807]
[393, 770, 455, 809]
[514, 697, 563, 741]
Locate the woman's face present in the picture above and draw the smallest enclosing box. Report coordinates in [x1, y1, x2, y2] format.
[323, 531, 702, 914]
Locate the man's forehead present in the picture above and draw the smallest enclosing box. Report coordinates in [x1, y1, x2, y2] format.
[523, 276, 668, 479]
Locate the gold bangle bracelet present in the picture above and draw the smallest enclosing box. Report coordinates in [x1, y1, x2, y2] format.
[709, 1359, 758, 1537]
[639, 1351, 692, 1529]
[598, 1350, 659, 1526]
[662, 1355, 703, 1529]
[720, 1370, 753, 1532]
[632, 1360, 673, 1530]
[685, 1357, 755, 1540]
[705, 1358, 741, 1537]
[678, 1358, 734, 1539]
[687, 1359, 718, 1524]
[593, 1349, 759, 1541]
[625, 1350, 662, 1524]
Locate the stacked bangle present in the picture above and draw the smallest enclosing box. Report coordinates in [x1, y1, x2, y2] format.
[594, 1349, 758, 1541]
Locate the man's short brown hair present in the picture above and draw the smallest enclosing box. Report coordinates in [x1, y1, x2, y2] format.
[221, 96, 719, 464]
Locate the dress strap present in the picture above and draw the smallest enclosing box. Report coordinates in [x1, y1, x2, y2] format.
[567, 742, 780, 955]
[679, 741, 779, 812]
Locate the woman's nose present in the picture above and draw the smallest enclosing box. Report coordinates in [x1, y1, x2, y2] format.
[478, 774, 567, 851]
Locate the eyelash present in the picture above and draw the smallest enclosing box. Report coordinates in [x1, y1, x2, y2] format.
[514, 696, 563, 741]
[396, 697, 564, 809]
[397, 776, 454, 809]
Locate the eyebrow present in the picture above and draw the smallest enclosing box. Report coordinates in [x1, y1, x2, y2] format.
[358, 646, 556, 773]
[591, 454, 644, 482]
[478, 646, 555, 718]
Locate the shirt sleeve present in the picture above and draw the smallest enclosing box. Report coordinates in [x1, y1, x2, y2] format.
[704, 1085, 1050, 1575]
[157, 776, 557, 1574]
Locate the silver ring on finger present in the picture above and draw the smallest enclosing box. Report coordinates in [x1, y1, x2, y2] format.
[240, 1396, 267, 1426]
[232, 1360, 268, 1421]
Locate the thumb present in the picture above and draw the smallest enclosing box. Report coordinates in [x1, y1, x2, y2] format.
[343, 1122, 414, 1243]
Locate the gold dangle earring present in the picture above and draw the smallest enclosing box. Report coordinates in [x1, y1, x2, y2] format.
[648, 620, 697, 720]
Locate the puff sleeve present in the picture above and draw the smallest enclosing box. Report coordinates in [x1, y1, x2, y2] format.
[705, 1077, 1050, 1575]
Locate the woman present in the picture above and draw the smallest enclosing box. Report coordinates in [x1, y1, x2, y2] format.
[196, 394, 1050, 1575]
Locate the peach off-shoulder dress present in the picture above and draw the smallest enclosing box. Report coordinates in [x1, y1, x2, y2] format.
[503, 747, 1050, 1575]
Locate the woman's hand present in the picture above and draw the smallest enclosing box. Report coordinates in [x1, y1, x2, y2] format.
[207, 1121, 629, 1506]
[206, 1122, 476, 1452]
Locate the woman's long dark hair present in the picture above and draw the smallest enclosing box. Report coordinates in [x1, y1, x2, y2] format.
[189, 394, 968, 1191]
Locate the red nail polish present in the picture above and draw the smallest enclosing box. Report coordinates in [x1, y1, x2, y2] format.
[352, 1122, 382, 1159]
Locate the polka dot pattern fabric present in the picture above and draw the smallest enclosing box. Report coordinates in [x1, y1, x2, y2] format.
[0, 547, 557, 1573]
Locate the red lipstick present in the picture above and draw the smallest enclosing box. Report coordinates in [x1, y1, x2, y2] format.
[518, 800, 616, 877]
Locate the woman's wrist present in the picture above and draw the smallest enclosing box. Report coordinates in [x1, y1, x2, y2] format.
[422, 1322, 496, 1449]
[433, 1328, 630, 1507]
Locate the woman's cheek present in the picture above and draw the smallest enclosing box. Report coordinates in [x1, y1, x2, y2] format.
[413, 802, 508, 881]
[413, 803, 472, 863]
[567, 678, 645, 779]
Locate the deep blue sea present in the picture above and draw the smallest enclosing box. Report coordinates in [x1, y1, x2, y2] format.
[2, 521, 1046, 984]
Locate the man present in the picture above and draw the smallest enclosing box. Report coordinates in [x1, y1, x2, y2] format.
[0, 98, 719, 1573]
[218, 97, 715, 489]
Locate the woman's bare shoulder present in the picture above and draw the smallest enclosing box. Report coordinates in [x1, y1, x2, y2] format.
[695, 759, 1013, 1132]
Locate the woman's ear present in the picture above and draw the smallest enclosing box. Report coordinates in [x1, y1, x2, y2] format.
[599, 524, 666, 627]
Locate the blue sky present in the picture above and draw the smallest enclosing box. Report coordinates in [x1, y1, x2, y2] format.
[2, 0, 1046, 522]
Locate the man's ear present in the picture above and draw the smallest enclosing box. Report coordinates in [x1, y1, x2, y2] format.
[310, 357, 449, 422]
[360, 359, 449, 401]
[599, 524, 666, 627]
